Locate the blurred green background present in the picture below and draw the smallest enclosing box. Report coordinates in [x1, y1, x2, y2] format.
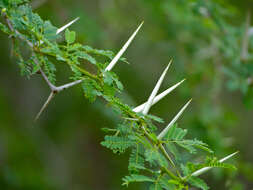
[1, 0, 253, 189]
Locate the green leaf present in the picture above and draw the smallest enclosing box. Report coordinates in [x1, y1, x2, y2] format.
[102, 83, 116, 100]
[188, 176, 209, 190]
[129, 144, 145, 172]
[146, 114, 164, 123]
[117, 123, 132, 135]
[103, 71, 124, 91]
[149, 183, 163, 190]
[43, 60, 56, 84]
[83, 45, 129, 64]
[204, 156, 237, 170]
[103, 72, 114, 85]
[81, 78, 102, 102]
[0, 22, 11, 34]
[43, 20, 58, 40]
[101, 135, 133, 154]
[144, 148, 168, 168]
[165, 124, 187, 141]
[176, 139, 213, 154]
[65, 29, 76, 44]
[164, 125, 213, 154]
[183, 157, 236, 177]
[101, 128, 117, 133]
[167, 179, 185, 190]
[166, 143, 181, 162]
[122, 174, 154, 186]
[75, 51, 96, 64]
[37, 55, 56, 84]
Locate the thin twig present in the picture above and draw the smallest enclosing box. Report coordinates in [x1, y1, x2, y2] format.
[4, 13, 56, 90]
[56, 79, 83, 92]
[31, 52, 57, 91]
[159, 144, 176, 168]
[3, 14, 85, 120]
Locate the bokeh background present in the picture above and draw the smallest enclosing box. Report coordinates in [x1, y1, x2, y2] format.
[1, 0, 253, 189]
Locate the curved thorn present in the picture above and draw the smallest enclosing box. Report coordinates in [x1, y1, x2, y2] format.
[105, 21, 144, 71]
[191, 151, 239, 177]
[133, 79, 185, 113]
[56, 17, 80, 34]
[157, 99, 192, 140]
[142, 61, 172, 115]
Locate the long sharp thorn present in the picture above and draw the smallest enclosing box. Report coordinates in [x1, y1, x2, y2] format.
[142, 61, 172, 115]
[157, 99, 192, 140]
[34, 92, 56, 121]
[56, 17, 80, 34]
[219, 151, 239, 162]
[133, 79, 185, 113]
[191, 151, 239, 177]
[105, 22, 144, 71]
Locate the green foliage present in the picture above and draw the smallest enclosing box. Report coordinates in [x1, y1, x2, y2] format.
[122, 174, 154, 186]
[83, 45, 128, 64]
[164, 124, 213, 155]
[0, 22, 10, 33]
[101, 135, 133, 154]
[81, 78, 102, 102]
[38, 55, 56, 84]
[188, 176, 209, 190]
[43, 21, 58, 40]
[0, 1, 238, 190]
[144, 148, 168, 168]
[65, 29, 76, 44]
[181, 156, 236, 177]
[128, 144, 145, 172]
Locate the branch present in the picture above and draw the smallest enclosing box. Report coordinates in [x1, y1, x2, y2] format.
[31, 52, 57, 91]
[34, 79, 83, 120]
[2, 14, 84, 120]
[4, 13, 56, 90]
[56, 79, 83, 92]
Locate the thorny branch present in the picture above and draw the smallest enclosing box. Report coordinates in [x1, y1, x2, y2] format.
[0, 5, 238, 188]
[3, 13, 84, 120]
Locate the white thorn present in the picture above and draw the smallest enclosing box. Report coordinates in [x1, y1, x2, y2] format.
[105, 22, 144, 71]
[157, 99, 192, 140]
[219, 151, 238, 162]
[191, 151, 238, 177]
[142, 61, 172, 115]
[133, 79, 185, 113]
[56, 17, 80, 34]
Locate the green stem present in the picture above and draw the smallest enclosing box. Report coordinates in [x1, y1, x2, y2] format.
[140, 124, 181, 181]
[159, 144, 182, 178]
[159, 144, 175, 167]
[162, 166, 180, 181]
[70, 64, 98, 80]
